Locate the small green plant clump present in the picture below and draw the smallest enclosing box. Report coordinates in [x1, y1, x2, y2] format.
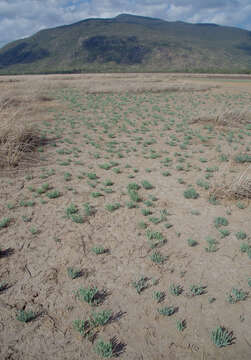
[127, 183, 141, 191]
[153, 291, 165, 303]
[235, 231, 247, 240]
[141, 180, 154, 190]
[150, 251, 167, 264]
[187, 238, 198, 247]
[128, 189, 141, 203]
[234, 153, 251, 163]
[169, 284, 183, 296]
[67, 267, 82, 279]
[66, 203, 78, 217]
[75, 286, 101, 306]
[227, 288, 248, 304]
[240, 243, 251, 258]
[146, 230, 165, 248]
[90, 310, 112, 327]
[211, 326, 234, 347]
[83, 202, 95, 216]
[214, 217, 228, 228]
[47, 190, 60, 199]
[92, 246, 106, 255]
[205, 237, 218, 252]
[0, 217, 11, 229]
[158, 306, 176, 316]
[95, 339, 113, 358]
[132, 276, 148, 294]
[184, 187, 199, 199]
[141, 208, 152, 216]
[71, 214, 84, 224]
[105, 203, 121, 212]
[176, 319, 186, 332]
[16, 310, 36, 323]
[190, 284, 206, 296]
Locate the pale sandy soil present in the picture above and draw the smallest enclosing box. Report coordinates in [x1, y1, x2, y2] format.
[0, 73, 251, 360]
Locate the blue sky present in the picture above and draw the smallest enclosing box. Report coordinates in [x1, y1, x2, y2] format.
[0, 0, 251, 48]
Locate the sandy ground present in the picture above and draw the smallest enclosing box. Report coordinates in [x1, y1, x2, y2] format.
[0, 73, 251, 360]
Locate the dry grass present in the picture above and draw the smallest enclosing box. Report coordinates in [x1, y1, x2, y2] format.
[191, 109, 251, 127]
[210, 165, 251, 200]
[0, 95, 42, 169]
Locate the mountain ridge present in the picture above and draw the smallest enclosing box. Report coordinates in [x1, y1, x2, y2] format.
[0, 13, 251, 74]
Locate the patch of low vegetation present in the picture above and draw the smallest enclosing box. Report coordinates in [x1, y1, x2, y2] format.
[211, 326, 234, 347]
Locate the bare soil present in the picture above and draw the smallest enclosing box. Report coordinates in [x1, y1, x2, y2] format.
[0, 73, 251, 360]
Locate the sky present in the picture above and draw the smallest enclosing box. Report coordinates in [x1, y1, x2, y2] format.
[0, 0, 251, 48]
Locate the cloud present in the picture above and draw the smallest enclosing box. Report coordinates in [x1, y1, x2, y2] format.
[0, 0, 250, 48]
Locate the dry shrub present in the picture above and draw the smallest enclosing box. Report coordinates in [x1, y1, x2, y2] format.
[210, 165, 251, 200]
[0, 96, 41, 169]
[191, 109, 251, 127]
[214, 110, 251, 126]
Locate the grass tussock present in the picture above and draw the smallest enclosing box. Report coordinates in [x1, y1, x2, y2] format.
[210, 166, 251, 200]
[192, 109, 251, 127]
[0, 96, 42, 169]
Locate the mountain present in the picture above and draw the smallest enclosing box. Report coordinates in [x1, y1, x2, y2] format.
[0, 13, 251, 74]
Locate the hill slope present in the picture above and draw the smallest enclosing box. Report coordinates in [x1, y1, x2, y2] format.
[0, 13, 251, 74]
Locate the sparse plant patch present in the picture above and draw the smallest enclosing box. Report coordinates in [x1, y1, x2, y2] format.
[150, 251, 167, 264]
[66, 203, 78, 217]
[71, 213, 84, 224]
[187, 238, 198, 247]
[16, 310, 36, 323]
[184, 187, 199, 199]
[227, 288, 248, 304]
[47, 190, 60, 199]
[218, 229, 230, 238]
[67, 267, 82, 279]
[95, 339, 113, 358]
[138, 221, 147, 229]
[105, 203, 121, 212]
[141, 180, 154, 190]
[92, 246, 106, 255]
[214, 217, 228, 228]
[235, 231, 247, 240]
[29, 226, 39, 235]
[211, 326, 234, 347]
[83, 202, 95, 216]
[75, 286, 102, 306]
[127, 183, 141, 191]
[176, 320, 186, 332]
[169, 284, 183, 296]
[91, 192, 103, 198]
[205, 237, 218, 252]
[0, 217, 11, 229]
[141, 208, 152, 216]
[132, 276, 148, 294]
[19, 200, 35, 207]
[190, 285, 207, 296]
[234, 153, 251, 163]
[158, 306, 176, 316]
[128, 189, 141, 202]
[153, 291, 165, 303]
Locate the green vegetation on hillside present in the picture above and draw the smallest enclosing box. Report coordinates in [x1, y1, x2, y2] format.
[0, 14, 251, 74]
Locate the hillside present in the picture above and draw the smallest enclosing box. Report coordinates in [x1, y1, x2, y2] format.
[0, 13, 251, 74]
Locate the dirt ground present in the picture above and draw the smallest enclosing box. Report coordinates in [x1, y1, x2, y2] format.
[0, 73, 251, 360]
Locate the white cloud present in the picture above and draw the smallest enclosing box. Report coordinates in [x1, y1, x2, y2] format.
[0, 0, 250, 48]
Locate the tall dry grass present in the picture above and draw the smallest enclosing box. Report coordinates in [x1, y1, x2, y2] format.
[0, 77, 53, 169]
[0, 96, 41, 168]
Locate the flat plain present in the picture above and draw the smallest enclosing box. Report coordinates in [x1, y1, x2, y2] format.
[0, 73, 251, 360]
